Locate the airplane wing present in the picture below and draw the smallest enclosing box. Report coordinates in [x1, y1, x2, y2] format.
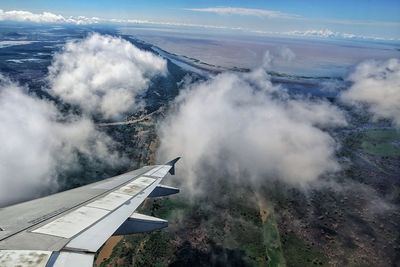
[0, 157, 180, 267]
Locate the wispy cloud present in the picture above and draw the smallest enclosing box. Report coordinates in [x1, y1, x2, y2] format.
[316, 18, 400, 27]
[183, 7, 399, 27]
[183, 7, 299, 19]
[108, 18, 243, 30]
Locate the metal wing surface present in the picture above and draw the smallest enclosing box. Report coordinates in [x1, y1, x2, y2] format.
[0, 157, 180, 267]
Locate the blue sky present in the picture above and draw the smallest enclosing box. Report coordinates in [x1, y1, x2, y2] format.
[1, 0, 400, 39]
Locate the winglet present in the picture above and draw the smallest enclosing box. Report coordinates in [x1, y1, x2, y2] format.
[165, 157, 181, 175]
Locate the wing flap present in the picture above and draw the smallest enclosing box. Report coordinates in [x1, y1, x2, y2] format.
[113, 213, 168, 235]
[65, 176, 162, 252]
[148, 184, 179, 197]
[31, 174, 159, 244]
[51, 251, 94, 267]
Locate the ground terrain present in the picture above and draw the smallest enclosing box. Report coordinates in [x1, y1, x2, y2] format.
[95, 123, 400, 267]
[0, 25, 399, 266]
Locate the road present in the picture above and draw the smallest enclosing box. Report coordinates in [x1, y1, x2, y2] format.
[96, 110, 159, 127]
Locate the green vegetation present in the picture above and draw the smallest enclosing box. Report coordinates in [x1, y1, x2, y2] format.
[98, 238, 126, 267]
[361, 129, 400, 157]
[337, 131, 363, 158]
[101, 182, 343, 267]
[230, 219, 266, 265]
[146, 197, 191, 219]
[263, 211, 286, 267]
[281, 233, 327, 267]
[125, 231, 175, 267]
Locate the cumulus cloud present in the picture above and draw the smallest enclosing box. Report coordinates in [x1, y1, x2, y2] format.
[0, 75, 122, 206]
[157, 57, 347, 193]
[0, 9, 99, 25]
[48, 33, 167, 119]
[184, 7, 299, 19]
[340, 58, 400, 126]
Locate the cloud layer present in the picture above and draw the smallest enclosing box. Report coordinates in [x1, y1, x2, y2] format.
[1, 9, 397, 41]
[0, 9, 99, 25]
[48, 33, 167, 119]
[0, 75, 121, 206]
[278, 29, 398, 41]
[184, 7, 298, 19]
[341, 58, 400, 126]
[157, 58, 347, 193]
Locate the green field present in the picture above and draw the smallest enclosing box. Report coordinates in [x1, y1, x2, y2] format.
[263, 211, 286, 267]
[361, 129, 400, 157]
[281, 233, 327, 267]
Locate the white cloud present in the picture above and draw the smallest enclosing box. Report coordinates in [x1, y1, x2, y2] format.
[0, 9, 397, 41]
[0, 9, 239, 29]
[0, 75, 122, 206]
[0, 8, 237, 29]
[48, 33, 167, 119]
[157, 54, 347, 194]
[341, 58, 400, 126]
[184, 7, 299, 19]
[0, 33, 168, 205]
[109, 18, 242, 30]
[278, 29, 399, 41]
[285, 29, 344, 38]
[0, 40, 37, 48]
[0, 9, 99, 25]
[277, 46, 296, 62]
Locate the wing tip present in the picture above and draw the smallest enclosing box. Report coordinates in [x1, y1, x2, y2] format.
[165, 157, 181, 175]
[165, 157, 181, 166]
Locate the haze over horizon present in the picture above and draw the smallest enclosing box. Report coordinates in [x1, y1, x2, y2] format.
[1, 0, 400, 40]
